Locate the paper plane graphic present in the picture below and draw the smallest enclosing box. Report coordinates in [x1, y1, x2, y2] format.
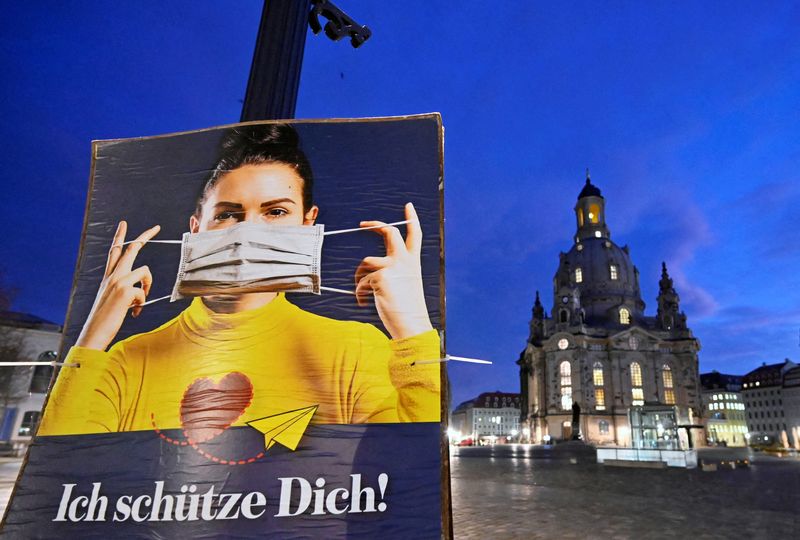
[246, 405, 318, 452]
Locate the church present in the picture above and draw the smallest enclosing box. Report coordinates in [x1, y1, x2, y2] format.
[517, 175, 703, 448]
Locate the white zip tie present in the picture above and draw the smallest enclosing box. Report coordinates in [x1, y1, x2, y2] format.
[412, 355, 493, 366]
[0, 361, 78, 367]
[324, 219, 415, 236]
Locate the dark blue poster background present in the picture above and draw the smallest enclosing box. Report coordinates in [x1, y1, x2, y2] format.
[3, 424, 441, 538]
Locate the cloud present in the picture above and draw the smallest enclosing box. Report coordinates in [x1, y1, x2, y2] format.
[709, 304, 800, 332]
[622, 186, 719, 318]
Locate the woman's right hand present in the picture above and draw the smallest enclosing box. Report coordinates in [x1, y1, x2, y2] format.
[75, 221, 160, 351]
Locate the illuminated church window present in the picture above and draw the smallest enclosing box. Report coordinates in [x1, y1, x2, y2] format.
[610, 264, 618, 280]
[560, 361, 572, 410]
[588, 204, 600, 223]
[575, 267, 583, 283]
[663, 365, 675, 405]
[631, 362, 644, 406]
[593, 362, 605, 410]
[619, 308, 630, 325]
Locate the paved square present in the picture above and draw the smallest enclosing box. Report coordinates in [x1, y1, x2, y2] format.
[451, 445, 799, 539]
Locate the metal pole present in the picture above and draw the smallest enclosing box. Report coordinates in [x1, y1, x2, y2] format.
[241, 0, 313, 121]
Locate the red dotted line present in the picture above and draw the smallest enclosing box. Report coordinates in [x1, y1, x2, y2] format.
[151, 413, 189, 446]
[150, 412, 266, 466]
[189, 444, 265, 466]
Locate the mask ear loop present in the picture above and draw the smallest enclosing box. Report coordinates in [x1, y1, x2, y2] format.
[118, 239, 183, 245]
[320, 219, 417, 296]
[116, 240, 182, 308]
[322, 219, 415, 236]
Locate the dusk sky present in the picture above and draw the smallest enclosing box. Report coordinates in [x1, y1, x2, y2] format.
[2, 2, 799, 407]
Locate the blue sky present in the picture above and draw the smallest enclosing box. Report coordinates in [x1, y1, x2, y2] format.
[1, 2, 799, 407]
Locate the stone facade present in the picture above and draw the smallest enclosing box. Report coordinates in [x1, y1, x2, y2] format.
[518, 175, 703, 447]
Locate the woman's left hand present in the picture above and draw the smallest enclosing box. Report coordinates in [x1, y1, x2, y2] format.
[355, 202, 434, 340]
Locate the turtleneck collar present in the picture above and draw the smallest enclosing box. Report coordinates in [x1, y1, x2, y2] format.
[178, 294, 295, 349]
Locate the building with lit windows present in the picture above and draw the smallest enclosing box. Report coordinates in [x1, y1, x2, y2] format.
[700, 372, 747, 447]
[450, 392, 521, 444]
[0, 310, 61, 455]
[742, 360, 799, 447]
[518, 175, 703, 448]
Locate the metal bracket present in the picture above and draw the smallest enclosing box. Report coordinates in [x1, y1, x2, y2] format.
[309, 0, 372, 48]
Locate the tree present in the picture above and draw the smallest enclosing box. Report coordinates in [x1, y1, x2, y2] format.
[0, 324, 27, 412]
[0, 268, 16, 311]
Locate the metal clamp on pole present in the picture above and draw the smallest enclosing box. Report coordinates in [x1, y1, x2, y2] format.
[309, 0, 372, 48]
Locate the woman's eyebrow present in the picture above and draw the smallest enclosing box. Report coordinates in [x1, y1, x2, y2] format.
[214, 202, 244, 209]
[260, 198, 297, 207]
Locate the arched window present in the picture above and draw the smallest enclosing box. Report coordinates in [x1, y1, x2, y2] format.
[663, 365, 675, 405]
[560, 310, 568, 323]
[609, 264, 619, 280]
[575, 267, 583, 283]
[588, 204, 600, 224]
[593, 362, 605, 411]
[578, 208, 584, 227]
[630, 362, 644, 406]
[560, 361, 572, 410]
[619, 308, 631, 325]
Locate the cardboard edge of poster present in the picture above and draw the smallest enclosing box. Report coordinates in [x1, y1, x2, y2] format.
[91, 113, 444, 147]
[435, 115, 454, 540]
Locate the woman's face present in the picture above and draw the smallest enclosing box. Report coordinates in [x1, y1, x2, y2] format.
[190, 162, 318, 233]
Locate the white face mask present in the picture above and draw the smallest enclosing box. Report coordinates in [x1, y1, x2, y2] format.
[171, 221, 325, 300]
[133, 218, 414, 306]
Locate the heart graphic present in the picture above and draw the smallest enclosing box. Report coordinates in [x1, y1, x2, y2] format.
[180, 372, 253, 444]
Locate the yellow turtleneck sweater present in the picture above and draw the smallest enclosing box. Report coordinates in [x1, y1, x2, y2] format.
[39, 295, 440, 436]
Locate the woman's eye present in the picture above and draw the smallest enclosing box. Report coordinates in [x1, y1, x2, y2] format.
[266, 208, 288, 217]
[214, 211, 238, 221]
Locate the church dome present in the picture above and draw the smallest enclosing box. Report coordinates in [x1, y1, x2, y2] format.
[558, 237, 644, 322]
[552, 174, 645, 326]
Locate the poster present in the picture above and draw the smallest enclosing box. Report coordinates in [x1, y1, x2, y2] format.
[2, 115, 447, 537]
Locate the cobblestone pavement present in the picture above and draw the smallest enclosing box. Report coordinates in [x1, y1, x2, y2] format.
[451, 445, 800, 539]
